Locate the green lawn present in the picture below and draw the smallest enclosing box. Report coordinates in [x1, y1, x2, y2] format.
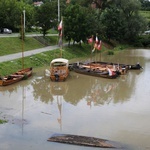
[0, 36, 58, 56]
[140, 10, 150, 21]
[0, 44, 93, 75]
[0, 35, 130, 76]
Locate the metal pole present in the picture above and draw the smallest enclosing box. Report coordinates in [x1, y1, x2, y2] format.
[23, 9, 25, 34]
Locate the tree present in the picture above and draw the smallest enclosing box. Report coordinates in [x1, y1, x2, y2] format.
[63, 4, 98, 45]
[140, 0, 150, 11]
[100, 0, 147, 43]
[0, 0, 35, 32]
[35, 1, 57, 36]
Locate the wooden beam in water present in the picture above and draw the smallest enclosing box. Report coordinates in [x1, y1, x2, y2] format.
[48, 134, 120, 148]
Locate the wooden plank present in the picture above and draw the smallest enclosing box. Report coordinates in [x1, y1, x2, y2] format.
[47, 134, 120, 148]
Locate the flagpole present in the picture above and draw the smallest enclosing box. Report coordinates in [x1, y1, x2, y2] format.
[21, 14, 24, 69]
[100, 42, 102, 61]
[100, 50, 101, 61]
[58, 17, 63, 58]
[90, 35, 94, 62]
[101, 41, 102, 61]
[60, 17, 63, 58]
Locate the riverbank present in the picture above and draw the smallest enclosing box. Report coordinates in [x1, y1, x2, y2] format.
[0, 44, 91, 75]
[0, 39, 130, 76]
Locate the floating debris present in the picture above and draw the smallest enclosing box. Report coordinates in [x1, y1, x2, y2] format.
[48, 134, 121, 148]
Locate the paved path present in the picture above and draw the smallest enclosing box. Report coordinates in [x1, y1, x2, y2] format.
[0, 45, 60, 63]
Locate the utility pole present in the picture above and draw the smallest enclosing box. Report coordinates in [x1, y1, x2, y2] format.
[23, 8, 25, 34]
[58, 0, 60, 22]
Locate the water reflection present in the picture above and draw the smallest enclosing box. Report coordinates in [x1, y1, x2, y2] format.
[0, 84, 29, 135]
[31, 76, 53, 103]
[30, 69, 143, 107]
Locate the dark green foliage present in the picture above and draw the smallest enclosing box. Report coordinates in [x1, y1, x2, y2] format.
[0, 0, 149, 48]
[35, 1, 57, 36]
[107, 50, 114, 55]
[140, 0, 150, 11]
[133, 35, 150, 47]
[63, 4, 98, 45]
[100, 0, 147, 43]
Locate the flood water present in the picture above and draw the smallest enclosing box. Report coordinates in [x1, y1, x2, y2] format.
[0, 49, 150, 150]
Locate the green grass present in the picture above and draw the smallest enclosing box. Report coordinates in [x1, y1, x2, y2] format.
[0, 36, 129, 76]
[0, 36, 59, 56]
[0, 44, 93, 75]
[140, 11, 150, 21]
[0, 37, 44, 56]
[0, 42, 124, 76]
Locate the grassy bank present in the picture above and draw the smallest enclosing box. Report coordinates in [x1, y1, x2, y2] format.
[0, 36, 129, 76]
[0, 36, 58, 56]
[0, 44, 92, 75]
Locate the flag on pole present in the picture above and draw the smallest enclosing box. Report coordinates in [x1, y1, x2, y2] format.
[58, 20, 62, 31]
[58, 19, 63, 47]
[91, 43, 98, 53]
[94, 43, 98, 49]
[95, 36, 98, 43]
[107, 67, 113, 76]
[92, 47, 95, 53]
[88, 37, 93, 44]
[97, 40, 102, 50]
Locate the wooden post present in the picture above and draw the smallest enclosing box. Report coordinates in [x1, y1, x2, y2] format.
[21, 14, 24, 69]
[90, 35, 94, 62]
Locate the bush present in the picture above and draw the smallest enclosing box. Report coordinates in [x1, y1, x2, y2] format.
[133, 35, 150, 47]
[107, 50, 114, 55]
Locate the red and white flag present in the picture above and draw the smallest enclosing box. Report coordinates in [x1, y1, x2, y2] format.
[92, 47, 95, 53]
[58, 20, 62, 31]
[94, 43, 98, 49]
[59, 30, 62, 37]
[88, 37, 93, 44]
[95, 36, 98, 43]
[97, 40, 102, 50]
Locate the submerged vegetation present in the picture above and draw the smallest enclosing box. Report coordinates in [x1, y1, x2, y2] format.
[0, 119, 7, 124]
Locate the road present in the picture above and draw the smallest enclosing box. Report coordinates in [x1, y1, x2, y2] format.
[0, 45, 61, 63]
[0, 33, 58, 38]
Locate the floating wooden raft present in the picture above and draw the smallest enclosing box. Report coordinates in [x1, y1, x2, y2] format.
[48, 134, 118, 148]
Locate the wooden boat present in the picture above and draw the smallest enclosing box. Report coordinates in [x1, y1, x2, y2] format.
[16, 67, 33, 78]
[48, 134, 119, 148]
[0, 16, 33, 86]
[69, 61, 143, 77]
[0, 67, 32, 86]
[129, 63, 143, 70]
[50, 58, 69, 82]
[91, 61, 143, 70]
[88, 62, 129, 75]
[71, 62, 119, 79]
[0, 75, 24, 86]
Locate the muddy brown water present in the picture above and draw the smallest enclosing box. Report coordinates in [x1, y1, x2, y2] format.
[0, 49, 150, 150]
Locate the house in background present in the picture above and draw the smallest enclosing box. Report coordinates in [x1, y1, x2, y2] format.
[33, 1, 43, 7]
